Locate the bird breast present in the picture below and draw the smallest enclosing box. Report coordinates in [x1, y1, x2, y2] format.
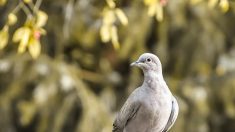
[140, 88, 172, 131]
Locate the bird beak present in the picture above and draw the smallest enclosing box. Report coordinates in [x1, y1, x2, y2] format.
[130, 61, 139, 66]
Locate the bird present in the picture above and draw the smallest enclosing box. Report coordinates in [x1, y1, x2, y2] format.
[113, 53, 179, 132]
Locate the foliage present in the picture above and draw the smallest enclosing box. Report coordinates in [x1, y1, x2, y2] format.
[0, 0, 235, 132]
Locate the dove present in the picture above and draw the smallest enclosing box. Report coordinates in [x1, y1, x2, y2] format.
[113, 53, 179, 132]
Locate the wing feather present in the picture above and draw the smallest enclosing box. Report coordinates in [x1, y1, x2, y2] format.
[112, 91, 141, 132]
[162, 96, 179, 132]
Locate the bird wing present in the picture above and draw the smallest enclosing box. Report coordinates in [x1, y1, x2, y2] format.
[162, 96, 179, 132]
[113, 93, 141, 132]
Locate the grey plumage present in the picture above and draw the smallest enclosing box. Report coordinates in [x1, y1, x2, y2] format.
[113, 53, 179, 132]
[162, 96, 179, 132]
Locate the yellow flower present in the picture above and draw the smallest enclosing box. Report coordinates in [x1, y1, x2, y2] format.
[106, 0, 116, 8]
[219, 0, 229, 12]
[115, 8, 128, 26]
[103, 9, 116, 25]
[208, 0, 218, 8]
[7, 13, 17, 26]
[12, 10, 47, 59]
[0, 26, 9, 49]
[23, 0, 32, 3]
[100, 2, 128, 50]
[144, 0, 165, 21]
[144, 0, 157, 5]
[0, 0, 6, 6]
[148, 4, 157, 17]
[28, 37, 41, 59]
[100, 24, 111, 43]
[155, 3, 163, 22]
[36, 11, 48, 28]
[13, 26, 31, 53]
[110, 26, 120, 50]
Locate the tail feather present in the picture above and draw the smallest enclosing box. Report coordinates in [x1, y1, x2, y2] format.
[112, 123, 122, 132]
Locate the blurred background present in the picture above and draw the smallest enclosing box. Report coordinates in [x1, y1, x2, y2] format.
[0, 0, 235, 132]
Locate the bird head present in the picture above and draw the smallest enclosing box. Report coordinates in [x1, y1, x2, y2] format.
[131, 53, 162, 73]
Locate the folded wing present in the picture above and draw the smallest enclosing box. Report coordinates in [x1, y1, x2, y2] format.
[162, 96, 179, 132]
[113, 95, 141, 132]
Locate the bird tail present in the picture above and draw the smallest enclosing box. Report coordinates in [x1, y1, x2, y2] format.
[112, 124, 122, 132]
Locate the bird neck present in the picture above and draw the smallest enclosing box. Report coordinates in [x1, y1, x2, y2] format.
[143, 69, 163, 80]
[143, 70, 166, 90]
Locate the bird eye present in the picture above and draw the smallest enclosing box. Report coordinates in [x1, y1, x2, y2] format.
[146, 58, 151, 62]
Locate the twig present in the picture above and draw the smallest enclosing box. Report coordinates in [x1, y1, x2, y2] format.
[20, 1, 33, 18]
[12, 2, 22, 14]
[34, 0, 42, 12]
